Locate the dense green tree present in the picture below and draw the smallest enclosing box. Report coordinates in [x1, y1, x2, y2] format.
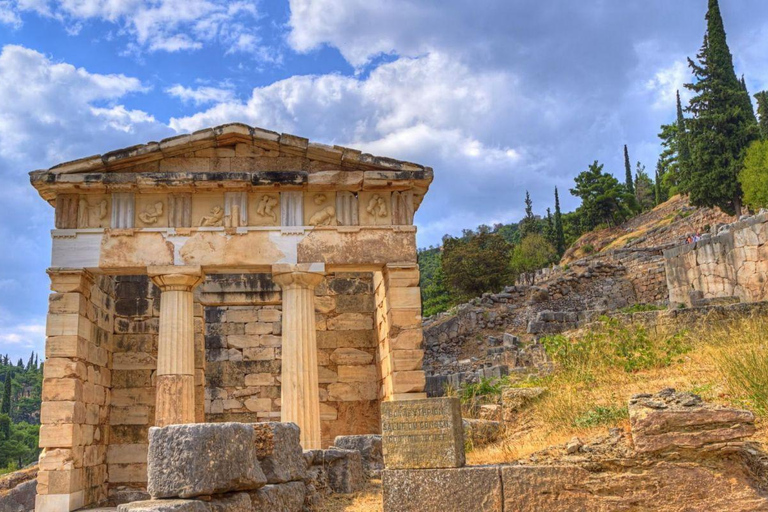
[623, 145, 635, 194]
[684, 0, 759, 214]
[554, 188, 566, 256]
[738, 140, 768, 211]
[518, 191, 539, 239]
[570, 161, 637, 230]
[418, 248, 455, 317]
[755, 91, 768, 139]
[442, 231, 513, 299]
[634, 162, 656, 211]
[659, 90, 691, 197]
[510, 234, 557, 285]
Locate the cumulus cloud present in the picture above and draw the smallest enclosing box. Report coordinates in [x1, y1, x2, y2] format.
[1, 0, 274, 58]
[0, 44, 171, 362]
[166, 84, 237, 106]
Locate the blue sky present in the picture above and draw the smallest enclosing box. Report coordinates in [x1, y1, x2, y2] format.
[0, 0, 767, 361]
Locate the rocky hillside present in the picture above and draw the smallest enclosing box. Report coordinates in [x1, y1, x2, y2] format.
[561, 194, 733, 264]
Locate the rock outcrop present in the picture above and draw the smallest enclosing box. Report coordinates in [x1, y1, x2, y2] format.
[383, 390, 768, 512]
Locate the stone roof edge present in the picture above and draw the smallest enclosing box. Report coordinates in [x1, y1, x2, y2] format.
[31, 123, 433, 176]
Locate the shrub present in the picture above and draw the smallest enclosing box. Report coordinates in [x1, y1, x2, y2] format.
[582, 244, 595, 254]
[573, 405, 628, 428]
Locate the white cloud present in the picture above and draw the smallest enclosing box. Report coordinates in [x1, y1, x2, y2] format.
[0, 44, 169, 166]
[1, 0, 275, 58]
[166, 84, 237, 106]
[0, 322, 44, 348]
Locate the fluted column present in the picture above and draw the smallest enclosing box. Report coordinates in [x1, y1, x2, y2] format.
[148, 266, 204, 427]
[272, 263, 325, 449]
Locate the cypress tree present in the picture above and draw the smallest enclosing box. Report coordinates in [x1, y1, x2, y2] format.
[684, 0, 759, 215]
[519, 191, 538, 238]
[755, 91, 768, 139]
[1, 372, 11, 415]
[623, 145, 634, 194]
[554, 188, 566, 256]
[676, 90, 692, 189]
[655, 158, 663, 206]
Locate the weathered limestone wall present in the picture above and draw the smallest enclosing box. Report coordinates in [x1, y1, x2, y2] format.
[664, 212, 768, 306]
[38, 271, 114, 511]
[203, 272, 381, 448]
[107, 275, 205, 504]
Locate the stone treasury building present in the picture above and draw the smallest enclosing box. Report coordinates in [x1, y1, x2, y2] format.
[29, 123, 432, 511]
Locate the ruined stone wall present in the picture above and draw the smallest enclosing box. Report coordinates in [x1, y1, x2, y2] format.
[422, 260, 636, 375]
[202, 272, 380, 449]
[664, 212, 768, 306]
[106, 275, 205, 504]
[38, 272, 114, 510]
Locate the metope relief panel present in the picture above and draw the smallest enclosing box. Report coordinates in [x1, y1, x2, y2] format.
[224, 192, 248, 227]
[193, 193, 225, 228]
[391, 191, 415, 225]
[359, 191, 391, 226]
[136, 194, 167, 227]
[78, 195, 110, 229]
[168, 193, 192, 228]
[306, 192, 336, 226]
[281, 191, 304, 227]
[250, 194, 279, 226]
[336, 192, 359, 226]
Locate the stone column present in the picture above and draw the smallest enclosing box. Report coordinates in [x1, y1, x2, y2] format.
[272, 263, 325, 449]
[148, 266, 204, 427]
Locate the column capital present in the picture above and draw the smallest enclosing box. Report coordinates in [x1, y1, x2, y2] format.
[148, 265, 204, 292]
[272, 263, 325, 289]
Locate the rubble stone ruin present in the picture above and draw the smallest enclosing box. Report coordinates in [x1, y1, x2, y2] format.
[30, 123, 432, 511]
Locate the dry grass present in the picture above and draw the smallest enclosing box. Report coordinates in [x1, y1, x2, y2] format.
[319, 480, 382, 512]
[468, 314, 768, 464]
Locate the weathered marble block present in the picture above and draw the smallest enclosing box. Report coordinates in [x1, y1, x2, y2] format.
[382, 467, 502, 512]
[322, 448, 365, 494]
[147, 423, 266, 499]
[251, 422, 306, 483]
[381, 397, 465, 469]
[247, 481, 305, 512]
[334, 434, 383, 477]
[117, 499, 209, 511]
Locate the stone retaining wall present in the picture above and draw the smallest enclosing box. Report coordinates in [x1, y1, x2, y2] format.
[664, 211, 768, 306]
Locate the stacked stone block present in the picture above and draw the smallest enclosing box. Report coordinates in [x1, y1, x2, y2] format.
[204, 305, 283, 423]
[38, 270, 114, 511]
[202, 272, 383, 448]
[374, 264, 426, 401]
[120, 422, 310, 512]
[108, 276, 204, 504]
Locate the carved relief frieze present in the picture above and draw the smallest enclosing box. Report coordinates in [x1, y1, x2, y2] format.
[77, 196, 109, 228]
[136, 195, 167, 227]
[252, 194, 279, 226]
[305, 192, 336, 227]
[200, 206, 225, 227]
[360, 191, 391, 226]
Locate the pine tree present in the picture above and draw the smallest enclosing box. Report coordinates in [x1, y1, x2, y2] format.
[755, 91, 768, 139]
[554, 188, 566, 256]
[684, 0, 759, 214]
[1, 372, 11, 415]
[623, 145, 635, 194]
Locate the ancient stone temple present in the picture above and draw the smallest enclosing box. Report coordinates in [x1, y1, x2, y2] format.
[30, 123, 432, 511]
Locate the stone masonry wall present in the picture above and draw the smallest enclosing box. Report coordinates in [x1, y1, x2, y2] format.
[664, 211, 768, 306]
[38, 271, 114, 511]
[202, 272, 380, 449]
[107, 275, 205, 504]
